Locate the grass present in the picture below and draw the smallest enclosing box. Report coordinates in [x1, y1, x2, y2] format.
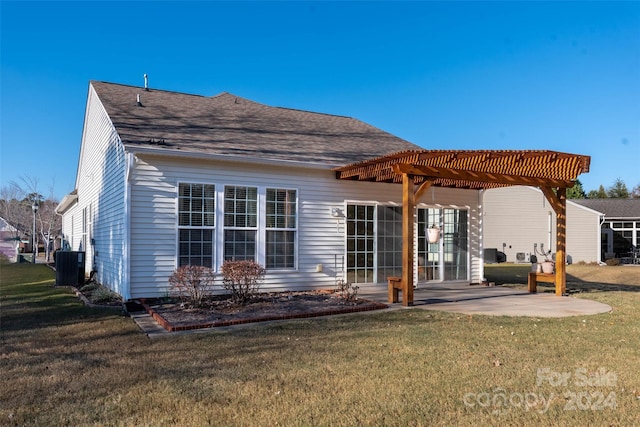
[1, 262, 640, 426]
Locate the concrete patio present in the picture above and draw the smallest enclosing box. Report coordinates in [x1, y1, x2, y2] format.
[132, 282, 613, 337]
[358, 282, 612, 317]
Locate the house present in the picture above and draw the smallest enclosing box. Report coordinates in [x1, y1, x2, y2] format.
[56, 80, 590, 301]
[483, 186, 603, 264]
[0, 216, 19, 262]
[572, 198, 640, 261]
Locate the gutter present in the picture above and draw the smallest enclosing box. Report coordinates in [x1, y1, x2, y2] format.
[55, 190, 78, 215]
[123, 145, 343, 171]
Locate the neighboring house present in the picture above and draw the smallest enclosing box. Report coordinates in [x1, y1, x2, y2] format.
[0, 216, 19, 262]
[57, 81, 488, 300]
[483, 186, 603, 264]
[572, 199, 640, 261]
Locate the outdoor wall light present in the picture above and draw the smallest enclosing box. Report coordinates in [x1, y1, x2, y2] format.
[330, 207, 344, 218]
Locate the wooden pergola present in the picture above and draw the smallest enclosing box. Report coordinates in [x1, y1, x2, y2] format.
[334, 150, 591, 305]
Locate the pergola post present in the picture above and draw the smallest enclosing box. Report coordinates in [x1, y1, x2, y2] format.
[555, 188, 567, 296]
[401, 173, 414, 306]
[337, 150, 590, 303]
[541, 187, 567, 296]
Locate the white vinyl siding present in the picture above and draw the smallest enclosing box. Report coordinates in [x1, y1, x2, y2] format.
[483, 186, 601, 264]
[127, 154, 483, 298]
[62, 85, 127, 297]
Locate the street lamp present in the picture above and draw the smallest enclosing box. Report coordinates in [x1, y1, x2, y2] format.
[32, 201, 39, 261]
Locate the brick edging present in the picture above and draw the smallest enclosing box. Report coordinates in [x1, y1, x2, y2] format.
[139, 298, 388, 332]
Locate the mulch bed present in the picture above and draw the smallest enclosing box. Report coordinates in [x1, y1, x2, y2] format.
[139, 290, 388, 332]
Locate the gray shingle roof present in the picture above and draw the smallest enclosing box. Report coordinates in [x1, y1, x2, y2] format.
[572, 199, 640, 219]
[90, 81, 422, 166]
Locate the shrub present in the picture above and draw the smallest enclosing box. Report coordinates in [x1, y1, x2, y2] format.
[168, 265, 215, 307]
[335, 279, 359, 304]
[80, 282, 99, 293]
[221, 260, 265, 304]
[89, 286, 122, 305]
[605, 258, 621, 266]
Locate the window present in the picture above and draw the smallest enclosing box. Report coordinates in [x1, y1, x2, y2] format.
[81, 207, 87, 251]
[346, 204, 375, 283]
[265, 188, 297, 269]
[178, 183, 215, 267]
[176, 184, 298, 269]
[377, 205, 402, 281]
[224, 186, 257, 261]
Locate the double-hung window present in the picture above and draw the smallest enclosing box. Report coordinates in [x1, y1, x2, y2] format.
[178, 183, 215, 267]
[177, 184, 298, 269]
[265, 188, 297, 269]
[224, 186, 258, 261]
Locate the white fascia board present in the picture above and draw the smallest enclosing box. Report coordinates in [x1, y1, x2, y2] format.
[55, 190, 78, 214]
[122, 145, 340, 171]
[513, 186, 605, 217]
[566, 201, 604, 216]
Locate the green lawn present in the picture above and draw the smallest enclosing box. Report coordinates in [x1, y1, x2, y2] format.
[1, 263, 639, 426]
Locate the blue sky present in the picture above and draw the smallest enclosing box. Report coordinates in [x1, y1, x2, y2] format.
[1, 1, 639, 200]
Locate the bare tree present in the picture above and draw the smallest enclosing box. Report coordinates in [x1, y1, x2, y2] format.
[0, 184, 30, 243]
[37, 183, 61, 263]
[7, 177, 61, 262]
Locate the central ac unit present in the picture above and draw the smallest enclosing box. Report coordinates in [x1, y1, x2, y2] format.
[515, 252, 530, 263]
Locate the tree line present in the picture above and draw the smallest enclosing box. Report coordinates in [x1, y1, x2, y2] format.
[567, 178, 640, 199]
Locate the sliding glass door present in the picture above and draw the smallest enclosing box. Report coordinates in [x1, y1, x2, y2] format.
[346, 205, 375, 284]
[376, 205, 403, 281]
[418, 207, 468, 282]
[347, 204, 469, 284]
[443, 208, 468, 281]
[417, 208, 441, 281]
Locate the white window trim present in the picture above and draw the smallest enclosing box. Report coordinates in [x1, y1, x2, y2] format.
[175, 181, 217, 269]
[263, 186, 299, 271]
[344, 201, 471, 284]
[170, 182, 300, 272]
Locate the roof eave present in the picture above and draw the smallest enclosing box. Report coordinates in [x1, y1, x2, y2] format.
[122, 144, 344, 171]
[55, 190, 78, 215]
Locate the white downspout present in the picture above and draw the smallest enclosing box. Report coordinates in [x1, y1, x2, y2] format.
[548, 211, 553, 253]
[598, 215, 605, 264]
[478, 189, 485, 284]
[122, 152, 134, 300]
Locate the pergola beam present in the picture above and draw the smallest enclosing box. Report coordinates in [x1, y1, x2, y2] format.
[334, 150, 590, 305]
[414, 179, 433, 201]
[393, 163, 574, 189]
